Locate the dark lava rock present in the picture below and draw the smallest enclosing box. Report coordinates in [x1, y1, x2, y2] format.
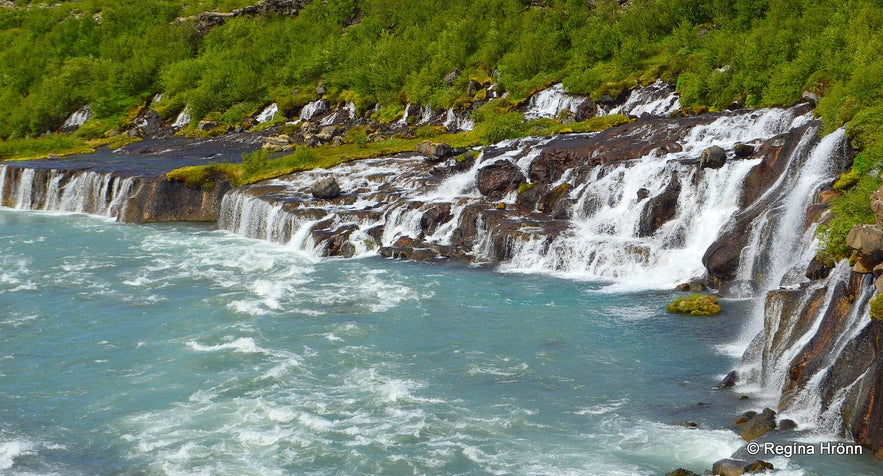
[718, 370, 739, 389]
[476, 160, 525, 198]
[311, 177, 341, 199]
[636, 187, 650, 201]
[735, 408, 777, 441]
[778, 418, 798, 431]
[805, 256, 833, 280]
[699, 145, 727, 169]
[638, 172, 681, 237]
[734, 143, 755, 157]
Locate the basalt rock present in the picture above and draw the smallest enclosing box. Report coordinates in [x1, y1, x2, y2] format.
[311, 177, 341, 199]
[712, 458, 774, 476]
[637, 172, 681, 237]
[476, 160, 525, 198]
[417, 141, 453, 161]
[734, 407, 777, 441]
[718, 370, 738, 389]
[699, 145, 726, 169]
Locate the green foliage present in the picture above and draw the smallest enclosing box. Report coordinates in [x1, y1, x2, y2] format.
[870, 294, 883, 321]
[242, 148, 270, 176]
[667, 294, 722, 316]
[817, 175, 881, 263]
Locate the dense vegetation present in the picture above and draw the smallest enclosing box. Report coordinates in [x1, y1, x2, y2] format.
[2, 0, 883, 258]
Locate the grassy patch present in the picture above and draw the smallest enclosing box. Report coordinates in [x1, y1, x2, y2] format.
[667, 294, 722, 316]
[870, 294, 883, 321]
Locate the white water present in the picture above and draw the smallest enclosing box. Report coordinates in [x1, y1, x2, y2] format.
[172, 108, 191, 129]
[0, 165, 137, 220]
[523, 83, 591, 120]
[61, 105, 93, 130]
[299, 100, 328, 121]
[443, 108, 475, 132]
[320, 102, 356, 126]
[607, 79, 681, 117]
[255, 103, 278, 123]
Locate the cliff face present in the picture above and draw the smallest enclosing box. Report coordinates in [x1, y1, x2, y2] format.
[0, 164, 230, 223]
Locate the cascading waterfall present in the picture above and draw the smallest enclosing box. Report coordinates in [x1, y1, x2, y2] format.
[0, 165, 137, 220]
[523, 83, 591, 120]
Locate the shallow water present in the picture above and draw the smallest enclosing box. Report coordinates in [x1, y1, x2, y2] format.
[0, 209, 879, 475]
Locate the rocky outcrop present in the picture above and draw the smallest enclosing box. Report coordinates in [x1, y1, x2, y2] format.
[699, 145, 726, 169]
[310, 177, 341, 199]
[637, 172, 680, 236]
[180, 0, 312, 34]
[711, 458, 774, 476]
[127, 175, 232, 223]
[476, 160, 525, 198]
[734, 408, 777, 441]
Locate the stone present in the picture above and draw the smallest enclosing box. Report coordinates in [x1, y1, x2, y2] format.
[876, 274, 883, 294]
[197, 120, 218, 131]
[316, 125, 340, 141]
[802, 90, 819, 104]
[476, 160, 525, 198]
[743, 460, 774, 474]
[443, 69, 461, 85]
[712, 459, 747, 476]
[677, 421, 699, 428]
[805, 257, 832, 280]
[311, 177, 341, 199]
[331, 136, 344, 146]
[417, 141, 453, 160]
[666, 469, 700, 476]
[700, 145, 727, 169]
[735, 407, 777, 441]
[718, 370, 738, 389]
[316, 81, 326, 96]
[734, 143, 755, 157]
[636, 187, 650, 201]
[847, 225, 883, 271]
[778, 418, 798, 431]
[637, 172, 681, 237]
[467, 79, 482, 96]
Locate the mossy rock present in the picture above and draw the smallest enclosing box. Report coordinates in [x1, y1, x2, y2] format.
[667, 293, 722, 316]
[870, 294, 883, 321]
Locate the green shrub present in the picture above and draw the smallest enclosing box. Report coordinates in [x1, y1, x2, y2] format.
[667, 294, 722, 316]
[870, 294, 883, 321]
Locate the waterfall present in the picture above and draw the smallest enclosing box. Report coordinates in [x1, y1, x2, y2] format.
[255, 103, 278, 123]
[61, 105, 93, 130]
[300, 100, 328, 121]
[523, 83, 590, 120]
[0, 165, 136, 220]
[172, 108, 191, 129]
[443, 108, 475, 132]
[607, 79, 681, 117]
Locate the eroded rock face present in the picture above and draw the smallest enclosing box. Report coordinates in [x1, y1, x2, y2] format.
[637, 172, 681, 237]
[734, 408, 777, 441]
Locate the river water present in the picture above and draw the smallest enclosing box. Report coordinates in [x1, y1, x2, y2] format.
[1, 209, 880, 475]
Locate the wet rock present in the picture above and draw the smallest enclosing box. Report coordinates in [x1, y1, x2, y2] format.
[805, 256, 833, 280]
[676, 280, 706, 292]
[735, 408, 777, 441]
[711, 458, 773, 476]
[542, 183, 572, 214]
[699, 145, 727, 169]
[476, 160, 525, 198]
[637, 172, 681, 237]
[311, 177, 341, 199]
[515, 183, 542, 212]
[419, 203, 452, 236]
[677, 421, 699, 428]
[778, 419, 798, 431]
[734, 143, 755, 157]
[665, 469, 700, 476]
[718, 370, 738, 389]
[636, 187, 650, 201]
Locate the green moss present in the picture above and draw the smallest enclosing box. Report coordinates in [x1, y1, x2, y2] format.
[870, 295, 883, 321]
[517, 182, 536, 194]
[667, 294, 722, 316]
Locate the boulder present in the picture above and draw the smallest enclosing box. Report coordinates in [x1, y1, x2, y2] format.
[311, 177, 341, 199]
[262, 134, 294, 152]
[734, 143, 755, 157]
[735, 407, 777, 441]
[637, 172, 681, 237]
[846, 224, 883, 271]
[805, 257, 832, 280]
[665, 469, 700, 476]
[476, 160, 525, 198]
[316, 125, 340, 141]
[467, 79, 482, 96]
[712, 459, 774, 476]
[636, 187, 650, 201]
[700, 145, 727, 169]
[443, 69, 461, 85]
[676, 280, 706, 292]
[331, 136, 344, 146]
[197, 120, 218, 131]
[718, 370, 738, 389]
[417, 141, 453, 160]
[802, 90, 819, 104]
[778, 418, 798, 431]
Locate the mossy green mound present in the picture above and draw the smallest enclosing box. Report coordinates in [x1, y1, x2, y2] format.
[667, 294, 722, 316]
